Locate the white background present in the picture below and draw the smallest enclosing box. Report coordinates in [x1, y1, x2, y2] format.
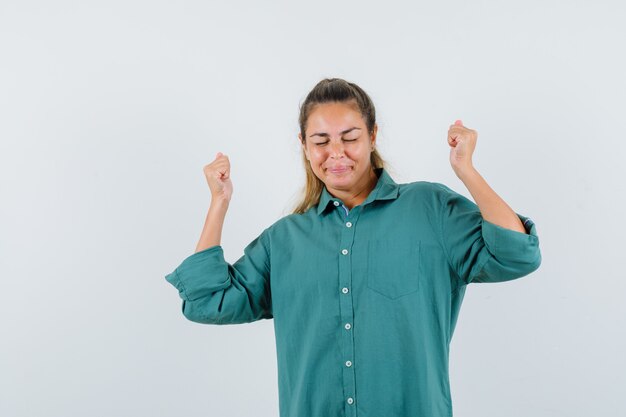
[1, 1, 624, 416]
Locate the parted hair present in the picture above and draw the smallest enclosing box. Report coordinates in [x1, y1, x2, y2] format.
[292, 78, 388, 214]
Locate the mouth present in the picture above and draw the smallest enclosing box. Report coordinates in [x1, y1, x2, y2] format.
[327, 166, 352, 174]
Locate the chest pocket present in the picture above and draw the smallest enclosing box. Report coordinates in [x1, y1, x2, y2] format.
[366, 239, 421, 300]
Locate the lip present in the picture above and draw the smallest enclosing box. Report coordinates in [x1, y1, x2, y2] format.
[328, 166, 351, 173]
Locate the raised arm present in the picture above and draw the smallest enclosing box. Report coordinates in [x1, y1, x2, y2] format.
[447, 120, 526, 233]
[164, 153, 273, 324]
[196, 151, 232, 251]
[439, 120, 541, 286]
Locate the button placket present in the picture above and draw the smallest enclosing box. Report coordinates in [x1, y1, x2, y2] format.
[340, 203, 349, 217]
[336, 204, 360, 416]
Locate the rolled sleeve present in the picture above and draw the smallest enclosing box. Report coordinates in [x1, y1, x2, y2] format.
[164, 228, 273, 324]
[473, 213, 542, 283]
[165, 246, 230, 302]
[481, 215, 541, 264]
[437, 183, 542, 286]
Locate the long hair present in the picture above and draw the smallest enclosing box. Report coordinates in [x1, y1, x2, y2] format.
[291, 78, 388, 214]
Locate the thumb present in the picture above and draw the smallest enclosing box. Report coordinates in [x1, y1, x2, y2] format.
[216, 152, 223, 158]
[454, 119, 463, 126]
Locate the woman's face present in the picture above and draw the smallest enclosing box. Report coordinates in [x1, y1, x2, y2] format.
[299, 101, 377, 195]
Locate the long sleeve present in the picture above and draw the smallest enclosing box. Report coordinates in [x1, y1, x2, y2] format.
[164, 228, 273, 324]
[436, 184, 542, 286]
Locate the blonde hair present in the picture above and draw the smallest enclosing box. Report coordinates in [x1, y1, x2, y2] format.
[292, 78, 389, 214]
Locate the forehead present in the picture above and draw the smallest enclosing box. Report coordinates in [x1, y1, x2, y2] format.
[307, 101, 365, 131]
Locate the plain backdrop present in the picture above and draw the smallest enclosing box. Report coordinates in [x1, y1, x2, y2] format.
[1, 1, 624, 416]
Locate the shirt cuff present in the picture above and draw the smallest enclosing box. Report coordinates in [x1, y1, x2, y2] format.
[480, 214, 541, 265]
[164, 245, 230, 301]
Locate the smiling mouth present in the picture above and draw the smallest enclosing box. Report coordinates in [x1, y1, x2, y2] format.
[328, 167, 351, 174]
[328, 166, 351, 174]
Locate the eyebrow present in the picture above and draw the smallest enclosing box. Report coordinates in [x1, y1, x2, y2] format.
[309, 127, 361, 138]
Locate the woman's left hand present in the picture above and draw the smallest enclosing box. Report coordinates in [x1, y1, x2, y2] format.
[447, 119, 477, 177]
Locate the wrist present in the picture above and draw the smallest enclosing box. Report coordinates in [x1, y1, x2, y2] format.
[210, 196, 230, 212]
[454, 164, 478, 181]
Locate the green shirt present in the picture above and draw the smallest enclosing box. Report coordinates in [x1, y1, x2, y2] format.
[165, 167, 541, 417]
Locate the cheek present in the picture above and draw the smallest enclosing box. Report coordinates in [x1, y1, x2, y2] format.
[310, 148, 327, 160]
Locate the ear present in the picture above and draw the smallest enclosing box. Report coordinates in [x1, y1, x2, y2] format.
[371, 124, 378, 148]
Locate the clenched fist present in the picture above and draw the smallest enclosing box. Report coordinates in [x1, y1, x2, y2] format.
[447, 119, 477, 177]
[203, 152, 233, 203]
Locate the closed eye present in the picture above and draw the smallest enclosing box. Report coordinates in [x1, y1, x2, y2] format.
[315, 139, 358, 146]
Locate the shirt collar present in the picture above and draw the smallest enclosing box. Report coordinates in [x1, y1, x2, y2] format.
[316, 167, 399, 216]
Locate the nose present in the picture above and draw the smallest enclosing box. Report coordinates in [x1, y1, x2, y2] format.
[329, 140, 345, 158]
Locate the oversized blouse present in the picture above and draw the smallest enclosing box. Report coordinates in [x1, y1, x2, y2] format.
[165, 167, 542, 417]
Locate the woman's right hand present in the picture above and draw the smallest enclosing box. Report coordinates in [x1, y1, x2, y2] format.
[203, 152, 233, 203]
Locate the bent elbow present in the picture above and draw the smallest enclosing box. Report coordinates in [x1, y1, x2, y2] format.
[499, 244, 542, 281]
[471, 249, 542, 284]
[516, 245, 542, 277]
[181, 299, 222, 325]
[528, 250, 542, 274]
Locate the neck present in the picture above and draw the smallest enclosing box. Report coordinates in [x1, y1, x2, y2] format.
[330, 168, 379, 210]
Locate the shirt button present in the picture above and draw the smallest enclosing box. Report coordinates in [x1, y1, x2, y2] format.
[346, 221, 352, 227]
[341, 249, 348, 255]
[344, 323, 351, 330]
[342, 287, 349, 294]
[345, 360, 352, 367]
[347, 397, 354, 405]
[333, 201, 340, 206]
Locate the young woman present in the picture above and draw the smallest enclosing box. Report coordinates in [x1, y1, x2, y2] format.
[165, 77, 542, 417]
